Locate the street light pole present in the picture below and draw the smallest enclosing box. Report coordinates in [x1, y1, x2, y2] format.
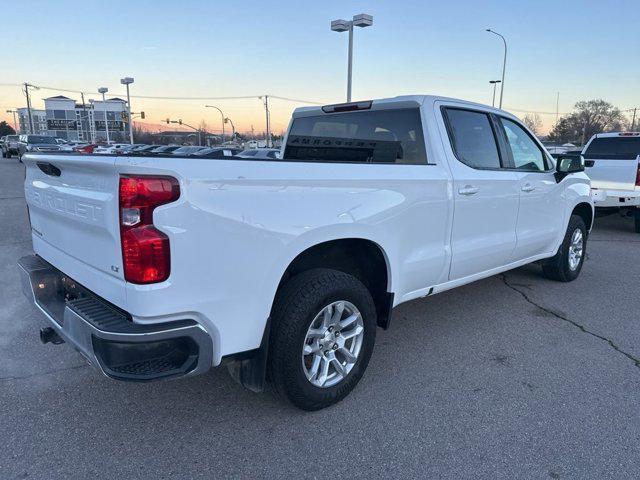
[225, 117, 235, 140]
[205, 105, 225, 143]
[331, 13, 373, 102]
[120, 77, 135, 144]
[98, 87, 110, 144]
[6, 110, 18, 132]
[489, 80, 501, 107]
[486, 29, 507, 109]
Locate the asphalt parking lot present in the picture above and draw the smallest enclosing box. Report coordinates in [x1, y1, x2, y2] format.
[1, 158, 639, 479]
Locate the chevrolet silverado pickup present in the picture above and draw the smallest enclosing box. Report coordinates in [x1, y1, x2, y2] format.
[19, 95, 593, 410]
[582, 132, 640, 232]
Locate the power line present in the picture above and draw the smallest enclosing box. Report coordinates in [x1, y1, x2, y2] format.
[0, 81, 636, 114]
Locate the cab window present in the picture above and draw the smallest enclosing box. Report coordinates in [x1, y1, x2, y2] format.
[500, 118, 548, 171]
[443, 108, 502, 169]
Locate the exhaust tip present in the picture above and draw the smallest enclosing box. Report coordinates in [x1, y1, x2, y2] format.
[40, 327, 64, 345]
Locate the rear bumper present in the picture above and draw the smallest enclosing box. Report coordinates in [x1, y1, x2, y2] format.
[18, 254, 214, 382]
[591, 188, 640, 208]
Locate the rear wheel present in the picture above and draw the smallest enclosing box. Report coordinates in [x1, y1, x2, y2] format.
[268, 268, 377, 411]
[634, 208, 640, 234]
[542, 215, 587, 282]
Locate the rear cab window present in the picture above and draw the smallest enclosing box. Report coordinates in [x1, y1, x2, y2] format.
[283, 108, 428, 164]
[584, 136, 640, 160]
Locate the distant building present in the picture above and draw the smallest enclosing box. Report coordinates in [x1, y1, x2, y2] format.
[17, 108, 47, 135]
[17, 95, 129, 142]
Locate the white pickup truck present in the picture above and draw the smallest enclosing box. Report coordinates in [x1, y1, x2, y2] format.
[582, 132, 640, 232]
[19, 95, 593, 410]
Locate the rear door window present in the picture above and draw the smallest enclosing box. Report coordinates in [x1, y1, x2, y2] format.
[443, 108, 502, 169]
[584, 137, 640, 160]
[284, 108, 428, 164]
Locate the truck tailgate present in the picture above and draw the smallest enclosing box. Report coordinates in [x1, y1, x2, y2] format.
[586, 156, 640, 191]
[23, 154, 123, 283]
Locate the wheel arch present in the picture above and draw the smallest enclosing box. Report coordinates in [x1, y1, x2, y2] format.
[572, 202, 594, 233]
[226, 236, 394, 394]
[274, 237, 394, 330]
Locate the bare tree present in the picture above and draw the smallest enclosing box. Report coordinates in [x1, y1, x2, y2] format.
[522, 113, 543, 136]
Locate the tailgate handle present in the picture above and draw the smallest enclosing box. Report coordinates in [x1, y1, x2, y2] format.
[37, 162, 61, 177]
[584, 160, 595, 167]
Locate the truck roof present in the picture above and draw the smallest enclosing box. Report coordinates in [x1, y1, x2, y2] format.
[591, 132, 640, 139]
[292, 95, 516, 120]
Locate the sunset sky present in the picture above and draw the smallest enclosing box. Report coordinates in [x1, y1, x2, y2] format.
[1, 0, 639, 135]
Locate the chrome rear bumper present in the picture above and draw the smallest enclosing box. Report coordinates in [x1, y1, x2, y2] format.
[18, 255, 213, 382]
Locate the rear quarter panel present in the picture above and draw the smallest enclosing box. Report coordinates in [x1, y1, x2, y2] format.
[115, 155, 451, 360]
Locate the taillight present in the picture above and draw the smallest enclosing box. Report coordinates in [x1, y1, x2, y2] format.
[119, 175, 180, 284]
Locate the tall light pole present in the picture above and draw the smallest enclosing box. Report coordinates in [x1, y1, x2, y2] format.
[486, 29, 507, 109]
[98, 87, 110, 144]
[331, 13, 373, 102]
[120, 77, 135, 144]
[489, 80, 501, 107]
[6, 109, 18, 132]
[205, 105, 225, 143]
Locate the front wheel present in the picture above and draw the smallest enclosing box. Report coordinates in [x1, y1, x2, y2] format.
[268, 268, 377, 411]
[542, 215, 587, 282]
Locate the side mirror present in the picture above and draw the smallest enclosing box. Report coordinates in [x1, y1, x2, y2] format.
[555, 154, 584, 182]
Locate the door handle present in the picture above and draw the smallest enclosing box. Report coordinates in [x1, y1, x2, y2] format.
[521, 183, 536, 192]
[458, 185, 479, 196]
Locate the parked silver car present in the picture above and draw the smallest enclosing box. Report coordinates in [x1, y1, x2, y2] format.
[17, 135, 61, 161]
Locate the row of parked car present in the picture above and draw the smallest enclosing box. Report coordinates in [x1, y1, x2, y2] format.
[0, 134, 282, 161]
[91, 143, 282, 159]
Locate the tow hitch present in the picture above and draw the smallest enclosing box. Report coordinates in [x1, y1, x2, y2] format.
[40, 327, 64, 345]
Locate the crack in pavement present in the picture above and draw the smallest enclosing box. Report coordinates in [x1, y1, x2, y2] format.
[501, 273, 640, 369]
[0, 363, 88, 382]
[590, 239, 640, 244]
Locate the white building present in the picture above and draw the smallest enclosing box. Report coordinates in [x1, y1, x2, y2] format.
[17, 108, 47, 135]
[17, 95, 129, 142]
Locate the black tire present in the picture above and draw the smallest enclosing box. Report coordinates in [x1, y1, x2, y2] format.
[268, 268, 377, 411]
[634, 209, 640, 234]
[542, 214, 587, 282]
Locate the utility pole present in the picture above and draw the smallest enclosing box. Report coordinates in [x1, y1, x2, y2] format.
[80, 92, 89, 142]
[631, 108, 637, 132]
[24, 83, 35, 134]
[261, 95, 271, 147]
[555, 92, 560, 126]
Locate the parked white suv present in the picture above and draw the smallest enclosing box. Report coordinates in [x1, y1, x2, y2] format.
[19, 95, 592, 410]
[583, 132, 640, 232]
